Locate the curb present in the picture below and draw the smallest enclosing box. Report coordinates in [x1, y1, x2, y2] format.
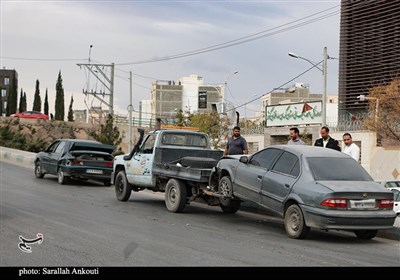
[0, 146, 36, 169]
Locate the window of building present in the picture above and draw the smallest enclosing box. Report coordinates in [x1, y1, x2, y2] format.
[4, 77, 10, 85]
[1, 89, 6, 97]
[3, 101, 7, 110]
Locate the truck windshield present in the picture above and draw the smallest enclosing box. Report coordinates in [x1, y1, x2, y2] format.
[161, 133, 207, 148]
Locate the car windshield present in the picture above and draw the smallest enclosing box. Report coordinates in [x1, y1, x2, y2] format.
[307, 157, 372, 181]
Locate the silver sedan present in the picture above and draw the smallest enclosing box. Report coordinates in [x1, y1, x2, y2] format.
[209, 145, 396, 239]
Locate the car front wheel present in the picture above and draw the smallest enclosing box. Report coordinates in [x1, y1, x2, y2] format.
[219, 176, 241, 213]
[284, 204, 310, 239]
[34, 161, 45, 178]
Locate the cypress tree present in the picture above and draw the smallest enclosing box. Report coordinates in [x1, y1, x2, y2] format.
[67, 95, 74, 122]
[32, 79, 41, 112]
[54, 71, 64, 121]
[22, 92, 27, 112]
[19, 89, 24, 113]
[44, 88, 49, 116]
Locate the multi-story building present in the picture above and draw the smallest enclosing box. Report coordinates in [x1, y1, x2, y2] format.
[0, 68, 18, 117]
[147, 74, 223, 122]
[338, 0, 400, 118]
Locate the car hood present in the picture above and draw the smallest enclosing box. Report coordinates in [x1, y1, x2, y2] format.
[70, 142, 115, 154]
[317, 180, 391, 193]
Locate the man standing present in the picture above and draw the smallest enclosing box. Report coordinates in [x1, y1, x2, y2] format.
[224, 126, 249, 156]
[314, 126, 341, 151]
[287, 127, 305, 145]
[342, 133, 360, 162]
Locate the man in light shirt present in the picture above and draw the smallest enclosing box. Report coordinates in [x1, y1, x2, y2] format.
[287, 127, 305, 145]
[342, 133, 360, 162]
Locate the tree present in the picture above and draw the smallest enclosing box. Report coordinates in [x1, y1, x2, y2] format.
[188, 111, 232, 149]
[54, 71, 65, 121]
[18, 89, 24, 113]
[6, 72, 18, 116]
[89, 114, 122, 146]
[363, 78, 400, 144]
[32, 79, 41, 112]
[44, 88, 49, 116]
[22, 92, 27, 113]
[67, 95, 74, 122]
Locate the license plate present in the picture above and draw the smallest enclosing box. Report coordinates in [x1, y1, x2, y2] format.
[350, 199, 376, 209]
[86, 169, 103, 174]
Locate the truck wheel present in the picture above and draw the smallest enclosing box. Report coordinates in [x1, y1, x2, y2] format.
[165, 179, 187, 213]
[219, 176, 241, 213]
[284, 204, 310, 239]
[354, 230, 377, 239]
[115, 171, 132, 201]
[34, 161, 45, 179]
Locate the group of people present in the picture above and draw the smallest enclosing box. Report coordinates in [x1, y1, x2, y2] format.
[288, 126, 360, 162]
[224, 125, 360, 162]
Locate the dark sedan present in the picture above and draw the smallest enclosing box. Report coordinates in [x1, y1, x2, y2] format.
[34, 139, 115, 186]
[209, 145, 396, 239]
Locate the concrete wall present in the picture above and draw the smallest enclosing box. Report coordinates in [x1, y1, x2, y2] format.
[0, 146, 36, 168]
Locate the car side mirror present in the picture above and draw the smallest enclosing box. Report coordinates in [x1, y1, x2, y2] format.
[239, 156, 248, 164]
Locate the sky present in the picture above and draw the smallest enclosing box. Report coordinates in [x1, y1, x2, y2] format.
[0, 0, 341, 120]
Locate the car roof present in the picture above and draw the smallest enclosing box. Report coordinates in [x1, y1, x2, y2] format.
[268, 145, 348, 158]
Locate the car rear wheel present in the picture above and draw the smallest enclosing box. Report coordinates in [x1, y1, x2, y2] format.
[165, 179, 187, 213]
[115, 171, 132, 201]
[219, 176, 241, 213]
[354, 230, 377, 239]
[34, 161, 45, 179]
[57, 170, 69, 185]
[284, 204, 310, 239]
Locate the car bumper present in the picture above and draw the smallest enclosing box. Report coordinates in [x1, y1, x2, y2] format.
[301, 204, 397, 230]
[60, 166, 112, 180]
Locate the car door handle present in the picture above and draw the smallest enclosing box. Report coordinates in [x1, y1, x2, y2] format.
[284, 183, 290, 188]
[257, 175, 263, 181]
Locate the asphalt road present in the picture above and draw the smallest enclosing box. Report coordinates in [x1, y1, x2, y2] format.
[0, 161, 399, 267]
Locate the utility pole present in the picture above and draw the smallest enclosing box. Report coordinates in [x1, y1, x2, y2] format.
[77, 62, 115, 119]
[322, 46, 328, 127]
[128, 71, 133, 152]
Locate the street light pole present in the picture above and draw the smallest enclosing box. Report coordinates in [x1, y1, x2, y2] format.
[322, 46, 328, 127]
[288, 47, 329, 126]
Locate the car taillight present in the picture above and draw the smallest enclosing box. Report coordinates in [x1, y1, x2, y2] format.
[378, 199, 394, 209]
[104, 161, 113, 167]
[67, 160, 83, 166]
[320, 198, 348, 208]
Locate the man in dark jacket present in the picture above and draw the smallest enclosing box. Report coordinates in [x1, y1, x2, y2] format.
[314, 126, 341, 151]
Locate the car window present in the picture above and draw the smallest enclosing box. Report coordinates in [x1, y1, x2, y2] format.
[307, 157, 373, 181]
[46, 141, 60, 153]
[54, 141, 66, 154]
[249, 148, 282, 169]
[386, 181, 400, 188]
[140, 135, 156, 154]
[161, 133, 207, 147]
[271, 152, 299, 177]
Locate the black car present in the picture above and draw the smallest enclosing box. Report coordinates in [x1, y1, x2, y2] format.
[34, 139, 115, 185]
